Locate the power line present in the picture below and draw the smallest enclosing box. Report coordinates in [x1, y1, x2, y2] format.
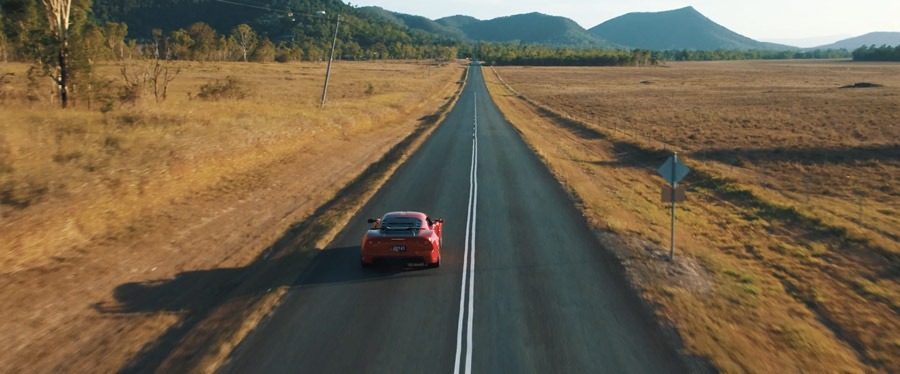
[214, 0, 343, 21]
[214, 0, 288, 14]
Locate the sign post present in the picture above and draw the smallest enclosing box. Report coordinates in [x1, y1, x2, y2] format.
[657, 152, 690, 261]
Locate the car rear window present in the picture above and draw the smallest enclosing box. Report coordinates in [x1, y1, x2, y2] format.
[381, 217, 423, 230]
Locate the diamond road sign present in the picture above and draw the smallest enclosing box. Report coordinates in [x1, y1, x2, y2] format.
[658, 156, 690, 185]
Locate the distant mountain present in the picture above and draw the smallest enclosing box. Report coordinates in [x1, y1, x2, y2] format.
[445, 12, 611, 47]
[813, 32, 900, 50]
[588, 6, 794, 50]
[762, 35, 853, 49]
[358, 7, 466, 40]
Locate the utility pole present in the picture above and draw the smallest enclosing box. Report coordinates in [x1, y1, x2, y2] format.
[669, 156, 677, 260]
[321, 14, 340, 108]
[213, 2, 343, 107]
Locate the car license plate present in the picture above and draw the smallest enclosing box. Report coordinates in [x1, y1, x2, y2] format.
[392, 245, 406, 252]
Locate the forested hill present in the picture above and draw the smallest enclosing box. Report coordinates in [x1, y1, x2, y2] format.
[360, 8, 611, 47]
[91, 0, 456, 51]
[462, 13, 610, 47]
[589, 6, 794, 51]
[358, 6, 466, 41]
[95, 0, 292, 38]
[94, 0, 613, 49]
[434, 15, 480, 31]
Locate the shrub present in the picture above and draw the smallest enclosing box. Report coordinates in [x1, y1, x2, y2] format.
[196, 77, 246, 101]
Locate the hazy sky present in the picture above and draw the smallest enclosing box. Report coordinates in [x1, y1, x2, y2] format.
[347, 0, 900, 47]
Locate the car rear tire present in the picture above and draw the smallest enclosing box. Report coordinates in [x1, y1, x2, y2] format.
[361, 259, 372, 268]
[428, 254, 441, 268]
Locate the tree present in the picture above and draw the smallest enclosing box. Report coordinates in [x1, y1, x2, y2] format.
[0, 26, 8, 62]
[371, 42, 387, 60]
[343, 40, 362, 60]
[103, 21, 127, 60]
[230, 24, 257, 62]
[149, 28, 165, 60]
[250, 38, 275, 63]
[186, 22, 216, 61]
[214, 34, 230, 61]
[40, 0, 73, 108]
[1, 0, 42, 61]
[303, 42, 323, 61]
[854, 44, 900, 61]
[79, 21, 108, 61]
[168, 29, 193, 60]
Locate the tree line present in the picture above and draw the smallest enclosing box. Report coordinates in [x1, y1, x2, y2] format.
[852, 45, 900, 62]
[474, 43, 852, 66]
[131, 21, 459, 63]
[661, 48, 850, 61]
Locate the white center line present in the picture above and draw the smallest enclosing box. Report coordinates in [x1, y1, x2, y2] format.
[466, 95, 478, 374]
[454, 92, 478, 374]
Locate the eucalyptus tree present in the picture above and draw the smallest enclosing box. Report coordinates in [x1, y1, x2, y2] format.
[40, 0, 73, 107]
[231, 24, 258, 62]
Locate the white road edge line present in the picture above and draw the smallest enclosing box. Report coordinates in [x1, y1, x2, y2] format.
[454, 92, 478, 374]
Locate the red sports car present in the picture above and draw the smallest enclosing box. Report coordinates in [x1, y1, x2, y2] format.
[360, 211, 443, 268]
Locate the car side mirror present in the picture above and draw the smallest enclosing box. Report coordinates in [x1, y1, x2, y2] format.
[367, 218, 376, 223]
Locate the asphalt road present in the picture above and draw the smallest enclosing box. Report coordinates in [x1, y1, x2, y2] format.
[221, 64, 686, 373]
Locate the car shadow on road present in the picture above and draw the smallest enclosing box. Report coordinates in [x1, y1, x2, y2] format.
[294, 246, 438, 288]
[95, 245, 426, 315]
[93, 242, 429, 373]
[92, 247, 305, 373]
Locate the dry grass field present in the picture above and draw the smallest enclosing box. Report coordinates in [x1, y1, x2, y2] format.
[0, 59, 465, 372]
[485, 61, 898, 373]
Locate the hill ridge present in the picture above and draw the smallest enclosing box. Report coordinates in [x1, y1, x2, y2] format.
[813, 31, 900, 50]
[588, 6, 795, 50]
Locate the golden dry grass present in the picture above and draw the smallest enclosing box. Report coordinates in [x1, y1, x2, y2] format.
[0, 59, 465, 372]
[0, 60, 459, 273]
[497, 61, 899, 248]
[484, 61, 899, 373]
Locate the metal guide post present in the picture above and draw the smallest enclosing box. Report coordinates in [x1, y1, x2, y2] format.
[658, 152, 690, 261]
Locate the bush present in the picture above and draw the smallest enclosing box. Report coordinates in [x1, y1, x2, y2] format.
[250, 38, 276, 63]
[196, 77, 246, 101]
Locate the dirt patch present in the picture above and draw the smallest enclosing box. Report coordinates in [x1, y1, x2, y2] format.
[598, 231, 714, 295]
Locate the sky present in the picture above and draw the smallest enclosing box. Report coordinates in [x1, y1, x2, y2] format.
[346, 0, 900, 47]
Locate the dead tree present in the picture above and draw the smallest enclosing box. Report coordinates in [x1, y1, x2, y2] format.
[40, 0, 73, 108]
[119, 58, 180, 104]
[150, 58, 179, 103]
